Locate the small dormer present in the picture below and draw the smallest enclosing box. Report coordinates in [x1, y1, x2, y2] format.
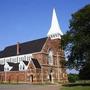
[19, 61, 29, 71]
[4, 62, 13, 71]
[47, 8, 63, 39]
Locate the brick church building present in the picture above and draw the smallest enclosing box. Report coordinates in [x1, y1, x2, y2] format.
[0, 9, 68, 83]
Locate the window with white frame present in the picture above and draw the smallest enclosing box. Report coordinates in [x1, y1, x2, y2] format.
[48, 49, 53, 65]
[19, 64, 25, 71]
[20, 65, 22, 70]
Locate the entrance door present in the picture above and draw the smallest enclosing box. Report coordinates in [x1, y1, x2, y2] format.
[30, 75, 33, 83]
[49, 74, 52, 82]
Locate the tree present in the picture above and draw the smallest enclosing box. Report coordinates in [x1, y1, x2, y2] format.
[79, 63, 90, 80]
[62, 4, 90, 70]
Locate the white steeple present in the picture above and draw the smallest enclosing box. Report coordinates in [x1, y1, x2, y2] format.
[47, 8, 63, 39]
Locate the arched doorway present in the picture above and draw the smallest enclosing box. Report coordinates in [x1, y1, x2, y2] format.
[49, 74, 52, 82]
[48, 68, 54, 83]
[30, 75, 33, 83]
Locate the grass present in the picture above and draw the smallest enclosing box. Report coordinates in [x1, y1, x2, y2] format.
[61, 81, 90, 90]
[61, 86, 90, 90]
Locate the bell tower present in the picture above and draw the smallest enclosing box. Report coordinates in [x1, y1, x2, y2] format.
[46, 8, 68, 83]
[47, 8, 63, 39]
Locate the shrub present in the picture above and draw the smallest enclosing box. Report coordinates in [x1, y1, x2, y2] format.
[68, 74, 79, 83]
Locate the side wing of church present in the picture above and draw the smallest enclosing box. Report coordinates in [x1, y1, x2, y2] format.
[0, 9, 68, 83]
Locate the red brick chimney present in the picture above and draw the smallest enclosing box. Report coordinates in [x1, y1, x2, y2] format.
[17, 42, 20, 55]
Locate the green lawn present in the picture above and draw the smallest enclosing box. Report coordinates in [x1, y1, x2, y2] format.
[61, 86, 90, 90]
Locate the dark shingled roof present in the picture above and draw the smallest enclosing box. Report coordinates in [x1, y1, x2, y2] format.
[7, 62, 19, 71]
[32, 58, 41, 69]
[23, 61, 29, 65]
[0, 37, 47, 58]
[0, 64, 4, 71]
[10, 63, 19, 71]
[7, 62, 16, 66]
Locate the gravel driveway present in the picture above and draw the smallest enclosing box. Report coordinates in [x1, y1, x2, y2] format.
[0, 84, 60, 90]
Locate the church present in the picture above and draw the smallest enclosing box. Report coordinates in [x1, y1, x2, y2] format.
[0, 9, 68, 84]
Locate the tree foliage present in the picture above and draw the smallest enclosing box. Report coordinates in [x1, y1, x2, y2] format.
[62, 4, 90, 69]
[79, 63, 90, 80]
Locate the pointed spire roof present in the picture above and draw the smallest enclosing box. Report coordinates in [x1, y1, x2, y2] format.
[47, 8, 63, 39]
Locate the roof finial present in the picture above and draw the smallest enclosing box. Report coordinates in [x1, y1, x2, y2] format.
[47, 8, 63, 39]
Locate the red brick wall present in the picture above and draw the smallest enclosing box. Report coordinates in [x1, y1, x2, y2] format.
[0, 71, 26, 83]
[32, 37, 68, 83]
[0, 37, 68, 83]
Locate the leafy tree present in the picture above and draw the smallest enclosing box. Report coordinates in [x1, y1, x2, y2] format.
[79, 63, 90, 80]
[62, 4, 90, 70]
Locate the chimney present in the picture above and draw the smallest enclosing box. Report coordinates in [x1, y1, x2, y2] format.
[17, 42, 20, 55]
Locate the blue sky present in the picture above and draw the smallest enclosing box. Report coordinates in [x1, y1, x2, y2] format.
[0, 0, 90, 50]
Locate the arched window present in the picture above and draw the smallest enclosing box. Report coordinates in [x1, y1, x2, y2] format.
[48, 49, 53, 65]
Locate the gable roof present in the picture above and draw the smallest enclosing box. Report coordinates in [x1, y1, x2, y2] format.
[32, 58, 41, 69]
[23, 61, 29, 65]
[7, 62, 19, 71]
[0, 37, 47, 58]
[7, 62, 16, 66]
[10, 63, 19, 71]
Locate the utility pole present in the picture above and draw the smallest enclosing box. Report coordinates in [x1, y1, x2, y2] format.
[25, 70, 26, 83]
[4, 60, 7, 83]
[5, 71, 7, 82]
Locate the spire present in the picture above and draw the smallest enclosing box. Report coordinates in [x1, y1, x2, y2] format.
[47, 8, 63, 39]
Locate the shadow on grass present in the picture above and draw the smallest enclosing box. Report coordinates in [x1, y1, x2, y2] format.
[62, 83, 90, 87]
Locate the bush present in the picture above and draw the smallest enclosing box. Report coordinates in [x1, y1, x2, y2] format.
[68, 74, 79, 83]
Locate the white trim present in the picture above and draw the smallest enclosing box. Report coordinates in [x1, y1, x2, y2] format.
[41, 37, 48, 52]
[0, 54, 32, 64]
